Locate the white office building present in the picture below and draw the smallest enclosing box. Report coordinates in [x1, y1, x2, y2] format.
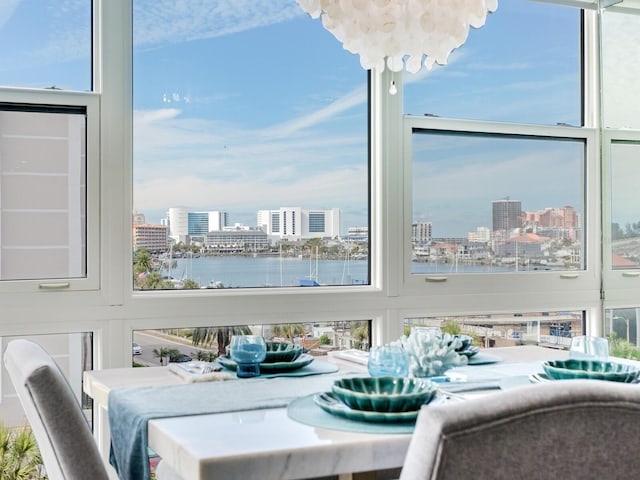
[257, 207, 341, 241]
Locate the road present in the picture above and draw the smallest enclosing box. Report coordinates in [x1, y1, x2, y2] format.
[132, 331, 214, 366]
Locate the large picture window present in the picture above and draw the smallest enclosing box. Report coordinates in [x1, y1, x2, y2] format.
[132, 0, 369, 291]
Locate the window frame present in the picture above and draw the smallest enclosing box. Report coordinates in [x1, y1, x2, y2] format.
[0, 87, 100, 293]
[400, 115, 601, 315]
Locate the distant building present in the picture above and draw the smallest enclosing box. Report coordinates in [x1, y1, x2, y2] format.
[468, 226, 491, 243]
[257, 207, 341, 241]
[492, 198, 522, 232]
[133, 223, 168, 252]
[347, 226, 368, 242]
[412, 222, 432, 244]
[167, 208, 229, 243]
[205, 228, 269, 253]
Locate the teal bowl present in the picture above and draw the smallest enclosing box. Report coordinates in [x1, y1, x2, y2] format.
[452, 334, 473, 351]
[263, 342, 303, 363]
[542, 359, 640, 383]
[331, 376, 436, 412]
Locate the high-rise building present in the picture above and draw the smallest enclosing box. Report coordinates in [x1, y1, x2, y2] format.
[167, 208, 229, 243]
[257, 207, 341, 240]
[492, 198, 522, 232]
[133, 223, 168, 252]
[412, 222, 432, 244]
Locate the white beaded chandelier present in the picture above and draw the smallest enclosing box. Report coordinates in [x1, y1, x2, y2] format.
[296, 0, 498, 73]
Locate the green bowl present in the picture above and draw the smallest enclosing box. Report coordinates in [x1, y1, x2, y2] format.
[542, 359, 640, 383]
[331, 376, 436, 412]
[263, 342, 303, 363]
[452, 334, 473, 352]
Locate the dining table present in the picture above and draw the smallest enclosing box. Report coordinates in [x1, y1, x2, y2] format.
[83, 345, 571, 480]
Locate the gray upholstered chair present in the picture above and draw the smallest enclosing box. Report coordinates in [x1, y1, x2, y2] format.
[4, 339, 182, 480]
[4, 339, 110, 480]
[400, 379, 640, 480]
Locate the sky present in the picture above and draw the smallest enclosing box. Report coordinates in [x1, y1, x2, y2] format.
[1, 0, 639, 237]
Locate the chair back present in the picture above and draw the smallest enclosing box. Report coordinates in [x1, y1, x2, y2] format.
[400, 380, 640, 480]
[3, 339, 109, 480]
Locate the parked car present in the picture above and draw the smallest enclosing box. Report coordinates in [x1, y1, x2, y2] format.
[132, 342, 142, 355]
[169, 353, 192, 363]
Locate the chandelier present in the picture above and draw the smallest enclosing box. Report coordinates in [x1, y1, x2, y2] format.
[296, 0, 498, 73]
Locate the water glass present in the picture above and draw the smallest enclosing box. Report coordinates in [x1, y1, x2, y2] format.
[569, 335, 609, 361]
[230, 335, 267, 378]
[368, 345, 409, 377]
[410, 326, 442, 339]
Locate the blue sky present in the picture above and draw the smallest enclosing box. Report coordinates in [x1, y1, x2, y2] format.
[5, 0, 632, 238]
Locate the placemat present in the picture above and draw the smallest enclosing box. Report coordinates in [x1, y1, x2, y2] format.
[216, 359, 339, 379]
[287, 394, 416, 434]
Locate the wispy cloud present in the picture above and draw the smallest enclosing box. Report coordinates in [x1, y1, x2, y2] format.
[134, 0, 302, 49]
[0, 0, 21, 30]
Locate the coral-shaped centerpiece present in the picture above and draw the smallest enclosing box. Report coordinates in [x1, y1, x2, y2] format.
[392, 329, 468, 378]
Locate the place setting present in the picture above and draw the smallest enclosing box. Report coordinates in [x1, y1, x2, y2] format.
[529, 335, 640, 384]
[215, 335, 338, 378]
[288, 329, 479, 434]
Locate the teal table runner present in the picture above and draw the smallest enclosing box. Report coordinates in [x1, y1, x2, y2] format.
[108, 362, 344, 480]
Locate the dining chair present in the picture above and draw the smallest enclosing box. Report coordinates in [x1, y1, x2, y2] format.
[400, 379, 640, 480]
[3, 339, 182, 480]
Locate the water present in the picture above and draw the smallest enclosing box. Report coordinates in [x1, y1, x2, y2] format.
[162, 256, 558, 289]
[163, 256, 369, 288]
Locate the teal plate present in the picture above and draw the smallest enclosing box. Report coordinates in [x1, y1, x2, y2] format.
[458, 346, 480, 358]
[542, 359, 640, 383]
[217, 353, 314, 373]
[313, 392, 419, 423]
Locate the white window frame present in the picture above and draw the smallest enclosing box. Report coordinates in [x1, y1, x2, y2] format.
[0, 87, 100, 294]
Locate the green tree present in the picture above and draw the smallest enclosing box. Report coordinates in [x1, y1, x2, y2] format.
[319, 334, 331, 345]
[0, 423, 45, 480]
[191, 326, 253, 356]
[133, 248, 153, 274]
[181, 279, 200, 289]
[194, 350, 217, 362]
[152, 347, 172, 365]
[271, 324, 306, 343]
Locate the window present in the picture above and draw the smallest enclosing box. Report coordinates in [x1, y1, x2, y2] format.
[403, 0, 582, 126]
[132, 0, 369, 290]
[410, 129, 586, 275]
[0, 91, 99, 291]
[0, 0, 92, 91]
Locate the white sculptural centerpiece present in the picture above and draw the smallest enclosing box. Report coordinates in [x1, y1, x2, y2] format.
[393, 329, 467, 377]
[296, 0, 499, 73]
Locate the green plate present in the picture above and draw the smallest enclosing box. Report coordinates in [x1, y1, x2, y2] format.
[217, 353, 314, 373]
[542, 359, 640, 383]
[313, 392, 419, 423]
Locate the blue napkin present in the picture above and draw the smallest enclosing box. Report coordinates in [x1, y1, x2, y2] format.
[108, 364, 341, 480]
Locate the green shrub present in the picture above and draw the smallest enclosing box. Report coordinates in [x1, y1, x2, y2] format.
[0, 422, 46, 480]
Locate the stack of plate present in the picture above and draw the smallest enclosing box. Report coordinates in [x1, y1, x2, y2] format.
[218, 342, 313, 373]
[540, 359, 640, 383]
[452, 334, 480, 358]
[313, 376, 437, 423]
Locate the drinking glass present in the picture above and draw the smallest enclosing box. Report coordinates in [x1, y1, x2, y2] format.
[230, 335, 267, 378]
[368, 345, 409, 377]
[569, 335, 609, 361]
[410, 326, 442, 339]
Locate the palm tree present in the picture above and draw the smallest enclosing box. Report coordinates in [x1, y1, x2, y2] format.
[191, 326, 252, 356]
[194, 350, 216, 362]
[0, 423, 45, 480]
[152, 347, 172, 365]
[270, 323, 306, 344]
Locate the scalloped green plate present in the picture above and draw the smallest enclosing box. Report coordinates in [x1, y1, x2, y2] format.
[313, 392, 419, 423]
[217, 353, 314, 373]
